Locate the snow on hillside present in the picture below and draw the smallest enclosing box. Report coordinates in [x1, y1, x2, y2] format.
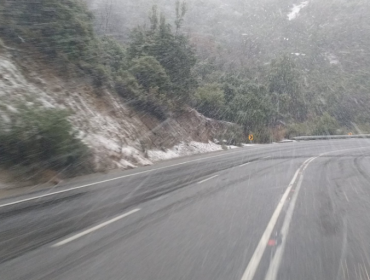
[288, 1, 309, 21]
[148, 141, 222, 161]
[0, 49, 236, 176]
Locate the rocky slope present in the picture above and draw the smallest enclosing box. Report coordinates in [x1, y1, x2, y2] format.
[0, 44, 238, 184]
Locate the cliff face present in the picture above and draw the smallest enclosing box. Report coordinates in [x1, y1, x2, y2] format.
[0, 48, 237, 177]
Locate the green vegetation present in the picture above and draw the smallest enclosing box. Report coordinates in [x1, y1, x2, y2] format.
[0, 105, 89, 173]
[127, 4, 197, 103]
[194, 84, 225, 119]
[1, 0, 368, 148]
[0, 0, 98, 73]
[89, 0, 370, 137]
[287, 113, 340, 138]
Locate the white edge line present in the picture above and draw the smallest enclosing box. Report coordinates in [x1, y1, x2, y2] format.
[240, 157, 314, 280]
[51, 208, 140, 247]
[239, 162, 251, 167]
[242, 146, 369, 280]
[3, 145, 362, 209]
[197, 175, 219, 184]
[264, 157, 317, 280]
[0, 148, 255, 208]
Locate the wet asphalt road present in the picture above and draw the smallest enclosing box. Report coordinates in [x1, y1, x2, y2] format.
[1, 139, 370, 280]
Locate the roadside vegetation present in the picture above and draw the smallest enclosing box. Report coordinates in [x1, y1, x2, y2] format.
[0, 105, 90, 178]
[0, 0, 367, 175]
[0, 0, 350, 138]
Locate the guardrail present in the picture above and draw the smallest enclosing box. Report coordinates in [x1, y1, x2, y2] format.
[292, 135, 370, 141]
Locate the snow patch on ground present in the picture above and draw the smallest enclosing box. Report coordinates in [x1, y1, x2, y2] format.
[288, 1, 309, 21]
[0, 53, 150, 171]
[291, 53, 306, 56]
[241, 143, 257, 147]
[279, 139, 296, 143]
[228, 145, 239, 149]
[148, 141, 223, 162]
[325, 53, 340, 65]
[0, 50, 239, 177]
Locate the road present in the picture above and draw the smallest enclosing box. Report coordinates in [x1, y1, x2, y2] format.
[1, 139, 370, 280]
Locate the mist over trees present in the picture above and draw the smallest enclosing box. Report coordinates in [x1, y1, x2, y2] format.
[1, 0, 369, 143]
[88, 0, 370, 136]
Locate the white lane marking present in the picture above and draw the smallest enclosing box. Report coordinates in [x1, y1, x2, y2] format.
[239, 156, 270, 168]
[51, 208, 140, 247]
[264, 157, 316, 280]
[1, 144, 359, 209]
[243, 146, 369, 280]
[197, 175, 219, 184]
[0, 148, 258, 208]
[241, 157, 315, 280]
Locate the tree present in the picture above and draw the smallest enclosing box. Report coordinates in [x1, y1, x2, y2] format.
[312, 113, 339, 135]
[269, 55, 307, 121]
[1, 0, 96, 59]
[194, 83, 225, 119]
[226, 83, 273, 134]
[100, 36, 129, 76]
[97, 0, 116, 34]
[0, 0, 106, 83]
[175, 1, 187, 32]
[128, 5, 197, 103]
[129, 56, 170, 94]
[0, 105, 88, 169]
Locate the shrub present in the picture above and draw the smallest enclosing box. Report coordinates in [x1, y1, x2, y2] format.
[286, 122, 313, 138]
[312, 113, 339, 135]
[194, 83, 226, 119]
[0, 105, 89, 172]
[115, 71, 142, 99]
[286, 113, 339, 138]
[115, 70, 169, 120]
[0, 0, 96, 61]
[251, 128, 273, 143]
[129, 56, 171, 94]
[216, 126, 245, 146]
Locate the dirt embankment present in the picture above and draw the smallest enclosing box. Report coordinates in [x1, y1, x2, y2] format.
[0, 47, 240, 189]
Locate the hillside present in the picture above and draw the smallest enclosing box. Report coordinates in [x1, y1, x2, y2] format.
[0, 0, 242, 188]
[90, 0, 370, 127]
[0, 44, 238, 187]
[0, 0, 369, 187]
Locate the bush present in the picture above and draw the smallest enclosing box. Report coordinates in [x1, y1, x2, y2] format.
[286, 113, 339, 138]
[128, 6, 197, 103]
[312, 113, 339, 135]
[286, 122, 312, 138]
[115, 69, 169, 120]
[216, 126, 245, 146]
[115, 71, 142, 99]
[194, 83, 226, 119]
[227, 92, 272, 132]
[129, 56, 171, 94]
[85, 63, 110, 88]
[0, 0, 96, 61]
[252, 128, 273, 143]
[0, 106, 89, 171]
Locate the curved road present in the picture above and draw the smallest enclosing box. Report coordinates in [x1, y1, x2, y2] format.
[1, 139, 370, 280]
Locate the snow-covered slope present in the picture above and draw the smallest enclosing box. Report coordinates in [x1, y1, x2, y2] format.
[0, 47, 236, 176]
[288, 1, 309, 21]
